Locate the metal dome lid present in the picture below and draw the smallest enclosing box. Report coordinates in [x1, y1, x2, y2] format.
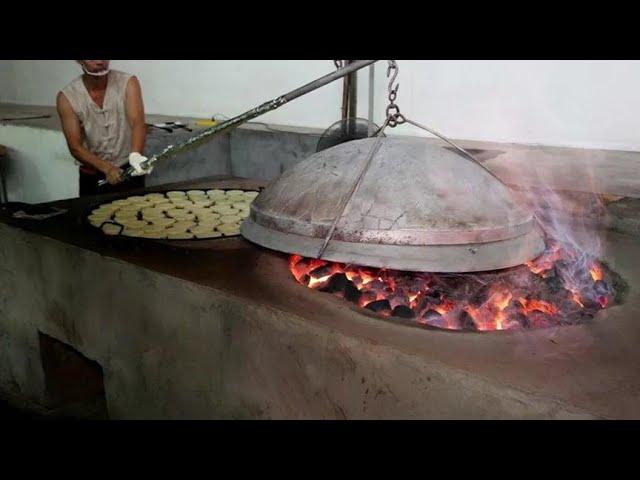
[241, 137, 545, 272]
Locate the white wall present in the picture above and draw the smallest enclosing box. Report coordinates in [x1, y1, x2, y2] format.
[0, 125, 78, 203]
[2, 60, 640, 151]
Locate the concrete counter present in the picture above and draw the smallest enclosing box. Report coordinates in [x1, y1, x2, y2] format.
[0, 176, 639, 419]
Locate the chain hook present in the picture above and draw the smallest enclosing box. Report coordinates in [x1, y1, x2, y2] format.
[385, 60, 403, 128]
[386, 60, 399, 96]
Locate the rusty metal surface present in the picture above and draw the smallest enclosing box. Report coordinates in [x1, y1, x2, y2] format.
[242, 137, 545, 271]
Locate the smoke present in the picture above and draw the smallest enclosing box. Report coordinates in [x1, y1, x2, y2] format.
[287, 141, 620, 332]
[508, 153, 609, 298]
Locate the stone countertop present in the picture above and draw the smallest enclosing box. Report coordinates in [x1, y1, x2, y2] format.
[1, 176, 640, 419]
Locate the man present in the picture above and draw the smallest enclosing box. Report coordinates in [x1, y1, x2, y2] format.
[56, 60, 152, 196]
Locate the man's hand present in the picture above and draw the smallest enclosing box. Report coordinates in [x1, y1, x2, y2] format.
[129, 152, 154, 176]
[104, 164, 124, 185]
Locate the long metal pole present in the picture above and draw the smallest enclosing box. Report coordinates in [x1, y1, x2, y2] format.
[368, 63, 375, 136]
[347, 62, 358, 121]
[341, 63, 349, 121]
[100, 60, 378, 187]
[343, 60, 358, 136]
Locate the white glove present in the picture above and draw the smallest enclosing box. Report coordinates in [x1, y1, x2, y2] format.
[129, 152, 154, 176]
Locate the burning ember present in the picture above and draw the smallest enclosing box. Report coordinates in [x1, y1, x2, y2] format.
[289, 242, 623, 332]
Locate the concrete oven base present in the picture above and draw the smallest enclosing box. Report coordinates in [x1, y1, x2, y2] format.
[1, 180, 639, 419]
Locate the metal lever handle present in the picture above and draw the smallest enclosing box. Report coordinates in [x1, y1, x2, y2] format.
[402, 118, 508, 188]
[97, 165, 136, 187]
[97, 60, 378, 187]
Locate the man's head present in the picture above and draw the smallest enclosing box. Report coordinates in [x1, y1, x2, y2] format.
[77, 60, 110, 77]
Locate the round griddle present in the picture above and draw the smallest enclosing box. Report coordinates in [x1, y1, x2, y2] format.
[83, 188, 261, 248]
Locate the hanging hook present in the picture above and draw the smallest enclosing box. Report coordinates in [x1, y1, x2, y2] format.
[385, 60, 404, 127]
[387, 60, 399, 97]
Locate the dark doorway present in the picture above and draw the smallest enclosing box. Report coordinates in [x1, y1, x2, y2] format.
[38, 332, 108, 419]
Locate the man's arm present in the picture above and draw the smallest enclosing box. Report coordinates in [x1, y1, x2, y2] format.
[56, 92, 123, 185]
[124, 76, 146, 155]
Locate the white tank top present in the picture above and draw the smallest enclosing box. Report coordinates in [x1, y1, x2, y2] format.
[60, 70, 133, 167]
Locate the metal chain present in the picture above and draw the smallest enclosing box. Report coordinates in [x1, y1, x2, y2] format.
[317, 59, 510, 259]
[385, 60, 405, 128]
[380, 61, 506, 186]
[317, 116, 391, 260]
[402, 117, 509, 187]
[334, 60, 345, 69]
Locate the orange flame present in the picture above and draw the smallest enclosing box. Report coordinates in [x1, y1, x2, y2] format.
[518, 298, 559, 316]
[408, 291, 421, 309]
[526, 244, 562, 276]
[463, 290, 513, 330]
[288, 245, 612, 332]
[492, 291, 513, 330]
[433, 298, 455, 316]
[308, 274, 331, 289]
[590, 263, 603, 282]
[493, 291, 513, 310]
[571, 291, 585, 308]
